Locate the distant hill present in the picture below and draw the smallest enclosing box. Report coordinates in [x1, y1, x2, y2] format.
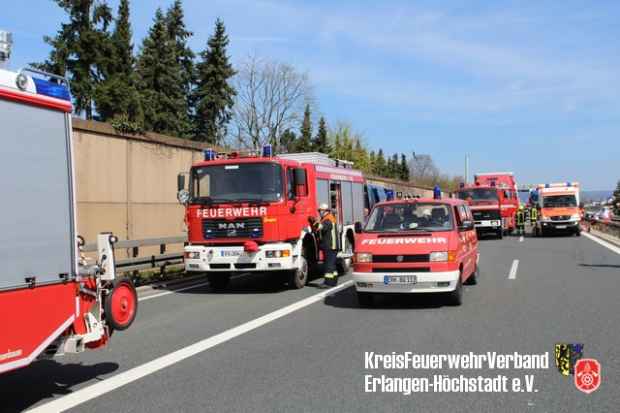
[581, 190, 612, 202]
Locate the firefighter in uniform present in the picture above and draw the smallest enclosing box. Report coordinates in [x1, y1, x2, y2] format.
[516, 205, 526, 235]
[530, 205, 538, 226]
[313, 203, 338, 288]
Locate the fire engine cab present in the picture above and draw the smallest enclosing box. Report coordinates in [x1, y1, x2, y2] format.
[179, 151, 366, 289]
[0, 32, 137, 375]
[352, 198, 479, 307]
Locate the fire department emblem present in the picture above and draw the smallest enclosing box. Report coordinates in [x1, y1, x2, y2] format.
[554, 343, 584, 376]
[574, 358, 601, 394]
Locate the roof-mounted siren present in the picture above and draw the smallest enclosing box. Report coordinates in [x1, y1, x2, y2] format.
[203, 148, 216, 161]
[262, 144, 273, 158]
[0, 30, 12, 68]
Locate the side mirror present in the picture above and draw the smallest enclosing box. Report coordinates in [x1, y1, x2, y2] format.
[177, 173, 186, 192]
[293, 168, 307, 197]
[354, 221, 364, 234]
[177, 189, 190, 205]
[459, 220, 474, 231]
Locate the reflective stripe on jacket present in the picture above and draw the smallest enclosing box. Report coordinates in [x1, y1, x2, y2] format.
[319, 213, 338, 251]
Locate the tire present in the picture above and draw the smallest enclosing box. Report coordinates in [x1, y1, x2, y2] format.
[208, 273, 230, 291]
[104, 278, 138, 331]
[576, 228, 581, 237]
[337, 236, 353, 275]
[357, 291, 374, 307]
[289, 255, 308, 289]
[446, 275, 463, 306]
[465, 264, 478, 285]
[496, 229, 503, 239]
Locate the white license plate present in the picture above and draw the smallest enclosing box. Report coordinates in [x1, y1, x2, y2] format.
[384, 275, 417, 285]
[220, 250, 247, 257]
[555, 225, 567, 229]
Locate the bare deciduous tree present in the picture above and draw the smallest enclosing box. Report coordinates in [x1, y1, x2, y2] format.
[229, 55, 312, 150]
[408, 153, 440, 183]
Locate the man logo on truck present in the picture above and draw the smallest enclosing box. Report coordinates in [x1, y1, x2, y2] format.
[218, 222, 246, 230]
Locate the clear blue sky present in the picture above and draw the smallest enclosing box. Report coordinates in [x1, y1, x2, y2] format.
[2, 0, 618, 190]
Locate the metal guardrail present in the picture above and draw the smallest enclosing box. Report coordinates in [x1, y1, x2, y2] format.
[588, 219, 620, 239]
[82, 236, 187, 273]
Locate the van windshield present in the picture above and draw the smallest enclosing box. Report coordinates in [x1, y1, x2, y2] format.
[543, 195, 577, 208]
[365, 203, 454, 232]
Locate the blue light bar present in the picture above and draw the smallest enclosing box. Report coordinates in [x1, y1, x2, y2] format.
[566, 181, 571, 187]
[545, 184, 550, 188]
[203, 148, 216, 161]
[262, 144, 273, 157]
[32, 78, 71, 101]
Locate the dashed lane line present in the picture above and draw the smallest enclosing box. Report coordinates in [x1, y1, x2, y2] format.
[508, 259, 519, 280]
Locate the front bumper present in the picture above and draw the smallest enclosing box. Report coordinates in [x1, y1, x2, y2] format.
[184, 243, 299, 272]
[353, 270, 460, 293]
[540, 220, 580, 231]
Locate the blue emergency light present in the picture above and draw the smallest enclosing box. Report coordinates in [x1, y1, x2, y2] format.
[433, 185, 441, 199]
[203, 148, 216, 161]
[566, 182, 571, 187]
[262, 144, 273, 157]
[32, 77, 71, 101]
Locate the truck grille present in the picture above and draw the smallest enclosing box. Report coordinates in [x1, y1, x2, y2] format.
[372, 254, 429, 263]
[472, 210, 500, 220]
[202, 218, 263, 239]
[372, 267, 430, 273]
[551, 215, 571, 221]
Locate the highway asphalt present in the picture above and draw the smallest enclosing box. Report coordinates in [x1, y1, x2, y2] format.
[2, 230, 619, 412]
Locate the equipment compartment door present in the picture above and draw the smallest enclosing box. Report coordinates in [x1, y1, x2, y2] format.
[0, 99, 75, 289]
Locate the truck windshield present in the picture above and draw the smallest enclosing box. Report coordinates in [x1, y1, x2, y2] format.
[191, 162, 283, 203]
[456, 188, 498, 201]
[365, 203, 454, 232]
[542, 195, 577, 208]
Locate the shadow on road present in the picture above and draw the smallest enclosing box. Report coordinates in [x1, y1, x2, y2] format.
[0, 359, 119, 412]
[323, 284, 447, 310]
[579, 263, 620, 269]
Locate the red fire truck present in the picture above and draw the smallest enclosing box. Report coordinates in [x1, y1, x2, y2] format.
[179, 151, 366, 289]
[0, 50, 137, 374]
[475, 172, 519, 233]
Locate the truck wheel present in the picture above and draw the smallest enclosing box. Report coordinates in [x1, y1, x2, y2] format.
[575, 228, 581, 237]
[289, 255, 308, 289]
[357, 291, 374, 307]
[496, 229, 503, 239]
[446, 276, 463, 306]
[104, 278, 138, 331]
[208, 273, 230, 291]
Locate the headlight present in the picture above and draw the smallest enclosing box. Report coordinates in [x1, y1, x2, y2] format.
[570, 214, 580, 221]
[184, 251, 200, 259]
[355, 253, 372, 263]
[430, 251, 457, 262]
[266, 250, 290, 258]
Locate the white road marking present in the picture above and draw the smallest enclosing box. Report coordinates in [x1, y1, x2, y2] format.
[519, 236, 524, 242]
[138, 281, 210, 302]
[508, 259, 519, 280]
[27, 280, 354, 413]
[583, 232, 620, 255]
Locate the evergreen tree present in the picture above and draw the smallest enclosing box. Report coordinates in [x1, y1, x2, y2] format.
[165, 0, 194, 122]
[94, 0, 142, 125]
[352, 139, 370, 173]
[38, 0, 113, 119]
[390, 153, 399, 178]
[279, 129, 297, 153]
[369, 150, 376, 174]
[193, 18, 236, 143]
[136, 8, 190, 136]
[312, 117, 330, 153]
[297, 104, 313, 151]
[399, 153, 410, 181]
[612, 180, 620, 215]
[375, 149, 387, 176]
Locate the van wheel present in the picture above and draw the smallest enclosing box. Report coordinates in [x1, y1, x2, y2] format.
[496, 229, 503, 239]
[208, 273, 230, 291]
[357, 291, 374, 307]
[289, 255, 308, 289]
[465, 264, 478, 285]
[447, 276, 463, 306]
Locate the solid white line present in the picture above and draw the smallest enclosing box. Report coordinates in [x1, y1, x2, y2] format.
[519, 236, 524, 242]
[583, 232, 620, 255]
[27, 280, 354, 413]
[138, 281, 211, 302]
[508, 259, 519, 280]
